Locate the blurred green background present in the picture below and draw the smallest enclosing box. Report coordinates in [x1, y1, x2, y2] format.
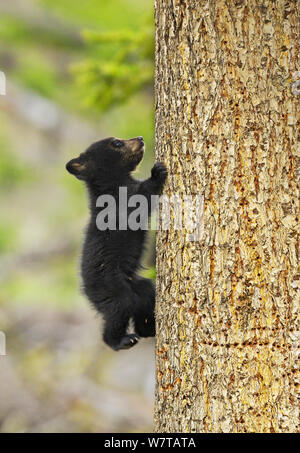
[0, 0, 156, 433]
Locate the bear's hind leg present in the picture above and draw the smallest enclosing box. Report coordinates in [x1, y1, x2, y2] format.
[102, 306, 139, 351]
[132, 277, 156, 338]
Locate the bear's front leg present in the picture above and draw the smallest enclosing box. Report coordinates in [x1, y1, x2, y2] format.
[137, 162, 167, 202]
[151, 162, 168, 193]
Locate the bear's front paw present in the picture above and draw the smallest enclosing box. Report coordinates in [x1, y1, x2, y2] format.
[151, 162, 168, 184]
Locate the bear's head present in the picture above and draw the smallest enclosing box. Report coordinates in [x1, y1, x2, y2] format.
[66, 136, 145, 182]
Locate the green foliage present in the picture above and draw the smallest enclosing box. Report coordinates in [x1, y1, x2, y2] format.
[15, 53, 58, 98]
[73, 25, 154, 112]
[1, 255, 79, 306]
[0, 142, 34, 189]
[0, 14, 79, 49]
[0, 222, 17, 253]
[37, 0, 149, 31]
[0, 3, 154, 114]
[142, 266, 156, 281]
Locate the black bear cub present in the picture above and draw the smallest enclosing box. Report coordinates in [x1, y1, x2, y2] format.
[66, 137, 167, 350]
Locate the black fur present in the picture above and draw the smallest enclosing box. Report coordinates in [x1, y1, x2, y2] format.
[66, 137, 167, 350]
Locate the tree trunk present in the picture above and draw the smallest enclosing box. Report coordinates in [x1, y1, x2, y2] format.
[154, 0, 299, 433]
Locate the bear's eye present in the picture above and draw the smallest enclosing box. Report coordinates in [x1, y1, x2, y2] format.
[112, 139, 124, 148]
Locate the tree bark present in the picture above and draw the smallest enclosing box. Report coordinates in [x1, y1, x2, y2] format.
[154, 0, 299, 433]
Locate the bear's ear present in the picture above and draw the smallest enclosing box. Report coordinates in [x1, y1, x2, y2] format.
[66, 158, 87, 180]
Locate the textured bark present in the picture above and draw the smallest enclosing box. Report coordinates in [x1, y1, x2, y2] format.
[154, 0, 299, 433]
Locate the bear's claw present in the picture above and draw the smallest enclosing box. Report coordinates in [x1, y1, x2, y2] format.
[115, 334, 140, 350]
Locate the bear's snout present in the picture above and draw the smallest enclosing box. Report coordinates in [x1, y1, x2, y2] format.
[125, 137, 145, 153]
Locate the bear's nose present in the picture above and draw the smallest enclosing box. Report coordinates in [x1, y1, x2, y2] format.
[137, 136, 144, 144]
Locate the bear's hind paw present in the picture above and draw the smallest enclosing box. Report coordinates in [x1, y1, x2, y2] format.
[114, 334, 140, 351]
